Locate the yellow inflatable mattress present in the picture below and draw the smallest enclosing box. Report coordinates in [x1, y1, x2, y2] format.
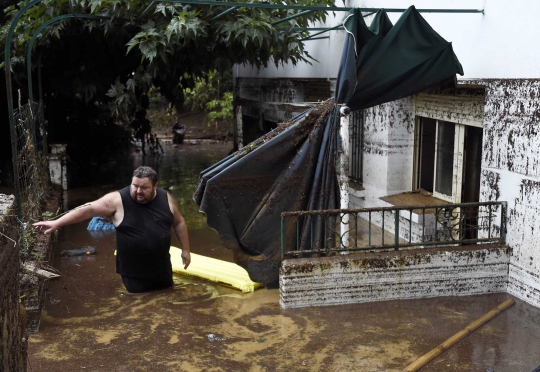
[170, 246, 263, 293]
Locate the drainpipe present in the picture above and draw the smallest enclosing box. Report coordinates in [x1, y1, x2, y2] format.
[338, 106, 351, 248]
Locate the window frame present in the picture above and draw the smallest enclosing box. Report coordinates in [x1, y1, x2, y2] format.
[414, 117, 465, 204]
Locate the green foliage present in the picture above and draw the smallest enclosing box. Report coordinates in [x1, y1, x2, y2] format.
[184, 70, 233, 135]
[0, 0, 338, 144]
[146, 88, 177, 130]
[106, 78, 136, 118]
[165, 12, 206, 44]
[184, 70, 228, 112]
[184, 70, 232, 112]
[2, 0, 337, 82]
[206, 91, 233, 122]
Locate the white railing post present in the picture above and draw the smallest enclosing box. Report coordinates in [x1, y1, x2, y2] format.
[338, 107, 350, 248]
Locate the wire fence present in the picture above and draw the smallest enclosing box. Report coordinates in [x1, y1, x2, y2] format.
[11, 100, 51, 262]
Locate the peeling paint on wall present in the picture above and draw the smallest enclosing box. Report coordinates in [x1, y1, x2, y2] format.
[476, 79, 540, 176]
[480, 169, 501, 201]
[507, 179, 540, 272]
[508, 263, 540, 306]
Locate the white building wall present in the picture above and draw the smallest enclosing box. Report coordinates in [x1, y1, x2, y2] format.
[234, 22, 345, 80]
[361, 97, 415, 207]
[236, 0, 540, 81]
[360, 79, 540, 308]
[374, 0, 540, 80]
[475, 79, 540, 307]
[362, 104, 389, 203]
[361, 79, 540, 308]
[385, 98, 415, 195]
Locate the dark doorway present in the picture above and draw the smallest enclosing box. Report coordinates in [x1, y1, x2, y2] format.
[416, 117, 436, 192]
[462, 125, 483, 240]
[462, 126, 483, 203]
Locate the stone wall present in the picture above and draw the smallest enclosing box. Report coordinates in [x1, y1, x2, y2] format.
[0, 194, 26, 372]
[21, 265, 52, 334]
[280, 245, 510, 309]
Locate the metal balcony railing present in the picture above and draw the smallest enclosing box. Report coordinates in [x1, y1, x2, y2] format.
[280, 201, 507, 259]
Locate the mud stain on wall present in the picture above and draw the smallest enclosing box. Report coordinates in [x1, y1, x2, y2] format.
[471, 79, 540, 176]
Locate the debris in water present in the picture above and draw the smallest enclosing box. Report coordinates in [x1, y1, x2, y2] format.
[207, 334, 226, 342]
[60, 246, 96, 257]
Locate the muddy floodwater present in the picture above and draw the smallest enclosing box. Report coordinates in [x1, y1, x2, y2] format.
[29, 141, 540, 372]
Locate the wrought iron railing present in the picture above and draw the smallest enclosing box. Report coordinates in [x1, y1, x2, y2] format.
[280, 201, 507, 259]
[349, 110, 363, 183]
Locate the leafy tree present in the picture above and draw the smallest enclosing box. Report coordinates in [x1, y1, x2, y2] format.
[3, 0, 336, 105]
[184, 70, 231, 110]
[183, 69, 234, 138]
[0, 0, 337, 182]
[206, 91, 234, 139]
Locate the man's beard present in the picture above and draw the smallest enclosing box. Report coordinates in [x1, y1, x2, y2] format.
[131, 190, 156, 204]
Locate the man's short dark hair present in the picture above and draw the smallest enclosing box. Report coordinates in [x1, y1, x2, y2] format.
[133, 166, 158, 185]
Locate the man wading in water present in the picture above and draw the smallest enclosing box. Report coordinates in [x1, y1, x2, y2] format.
[33, 166, 191, 293]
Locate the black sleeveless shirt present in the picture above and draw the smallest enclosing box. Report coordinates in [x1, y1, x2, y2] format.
[116, 186, 174, 278]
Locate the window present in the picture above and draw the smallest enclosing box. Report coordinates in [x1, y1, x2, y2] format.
[414, 117, 483, 204]
[349, 110, 364, 183]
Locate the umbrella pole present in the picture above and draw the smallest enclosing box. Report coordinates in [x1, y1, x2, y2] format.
[403, 299, 515, 372]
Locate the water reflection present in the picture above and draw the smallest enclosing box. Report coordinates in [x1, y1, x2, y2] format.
[171, 276, 221, 305]
[137, 143, 230, 229]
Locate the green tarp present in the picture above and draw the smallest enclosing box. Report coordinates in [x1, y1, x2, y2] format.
[194, 102, 339, 287]
[336, 6, 464, 110]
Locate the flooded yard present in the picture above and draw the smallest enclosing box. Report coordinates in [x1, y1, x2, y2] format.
[28, 141, 540, 372]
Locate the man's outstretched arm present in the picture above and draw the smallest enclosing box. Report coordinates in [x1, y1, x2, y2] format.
[168, 193, 191, 269]
[33, 192, 120, 234]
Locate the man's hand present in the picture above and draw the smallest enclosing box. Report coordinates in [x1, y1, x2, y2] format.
[169, 192, 191, 269]
[182, 250, 191, 270]
[31, 193, 120, 236]
[33, 220, 60, 235]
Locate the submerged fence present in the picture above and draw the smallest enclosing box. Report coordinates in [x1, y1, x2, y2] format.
[281, 201, 507, 259]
